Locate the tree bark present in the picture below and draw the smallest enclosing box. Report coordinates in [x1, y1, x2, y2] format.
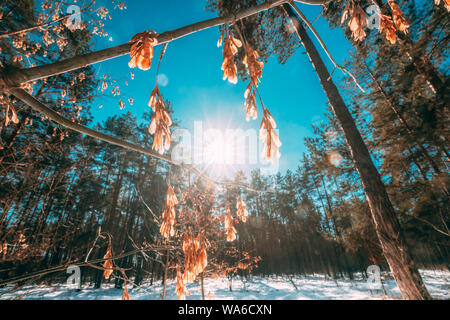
[161, 247, 170, 300]
[283, 3, 432, 300]
[200, 273, 205, 300]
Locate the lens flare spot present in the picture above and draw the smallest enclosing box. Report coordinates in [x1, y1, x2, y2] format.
[157, 74, 169, 87]
[328, 152, 343, 167]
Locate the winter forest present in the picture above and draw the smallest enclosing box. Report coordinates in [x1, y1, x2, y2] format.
[0, 0, 449, 302]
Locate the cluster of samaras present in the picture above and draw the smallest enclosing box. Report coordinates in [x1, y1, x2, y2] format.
[342, 1, 410, 44]
[224, 204, 237, 242]
[181, 233, 208, 282]
[0, 233, 31, 261]
[0, 94, 19, 127]
[260, 108, 281, 161]
[148, 85, 172, 154]
[160, 185, 178, 239]
[103, 242, 113, 280]
[128, 31, 173, 155]
[243, 45, 263, 121]
[217, 28, 281, 162]
[236, 197, 248, 223]
[101, 240, 130, 300]
[224, 197, 249, 242]
[126, 26, 281, 161]
[169, 193, 250, 300]
[217, 29, 242, 84]
[128, 31, 158, 70]
[175, 233, 208, 299]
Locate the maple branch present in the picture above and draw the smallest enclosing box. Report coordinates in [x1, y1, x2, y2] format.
[0, 244, 175, 287]
[8, 88, 274, 194]
[413, 216, 450, 237]
[9, 88, 174, 162]
[2, 0, 330, 86]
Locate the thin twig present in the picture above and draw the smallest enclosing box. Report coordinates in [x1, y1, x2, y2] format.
[288, 2, 366, 92]
[0, 1, 95, 39]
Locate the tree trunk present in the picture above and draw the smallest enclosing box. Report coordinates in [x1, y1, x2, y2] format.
[161, 248, 170, 300]
[283, 3, 431, 300]
[200, 273, 205, 300]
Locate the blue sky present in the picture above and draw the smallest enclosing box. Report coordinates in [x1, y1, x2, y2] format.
[87, 0, 353, 176]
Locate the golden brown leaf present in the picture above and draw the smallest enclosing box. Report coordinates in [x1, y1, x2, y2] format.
[238, 262, 247, 270]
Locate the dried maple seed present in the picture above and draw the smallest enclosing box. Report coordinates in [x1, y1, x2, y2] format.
[236, 197, 248, 223]
[348, 5, 368, 42]
[122, 282, 130, 300]
[244, 83, 258, 121]
[103, 243, 113, 279]
[148, 85, 172, 154]
[160, 185, 178, 239]
[388, 1, 409, 34]
[259, 108, 281, 162]
[219, 30, 242, 84]
[242, 44, 263, 121]
[243, 44, 263, 87]
[224, 205, 237, 242]
[175, 264, 186, 300]
[182, 234, 208, 282]
[379, 15, 397, 44]
[1, 95, 19, 127]
[128, 31, 158, 71]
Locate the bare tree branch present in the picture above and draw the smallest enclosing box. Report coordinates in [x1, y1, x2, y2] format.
[2, 0, 330, 86]
[0, 0, 95, 39]
[289, 2, 365, 92]
[8, 88, 275, 194]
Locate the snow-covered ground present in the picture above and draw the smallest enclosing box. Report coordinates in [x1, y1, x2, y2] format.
[0, 270, 448, 300]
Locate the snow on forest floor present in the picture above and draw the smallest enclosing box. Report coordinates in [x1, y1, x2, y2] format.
[0, 270, 448, 300]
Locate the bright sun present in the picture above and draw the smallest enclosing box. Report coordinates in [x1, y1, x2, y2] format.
[201, 133, 238, 179]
